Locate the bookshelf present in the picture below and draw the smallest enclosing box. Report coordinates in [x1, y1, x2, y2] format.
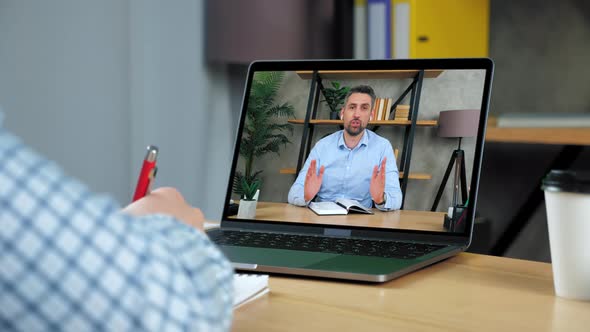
[287, 69, 443, 208]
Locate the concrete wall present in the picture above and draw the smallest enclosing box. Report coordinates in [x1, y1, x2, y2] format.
[489, 0, 590, 116]
[234, 70, 485, 212]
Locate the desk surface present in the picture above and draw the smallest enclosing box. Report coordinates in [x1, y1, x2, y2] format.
[232, 253, 590, 331]
[231, 202, 446, 232]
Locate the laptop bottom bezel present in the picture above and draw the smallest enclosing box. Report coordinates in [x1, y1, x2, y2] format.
[218, 244, 463, 283]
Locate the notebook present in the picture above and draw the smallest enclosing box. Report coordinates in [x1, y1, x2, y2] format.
[208, 58, 494, 282]
[233, 274, 269, 308]
[309, 199, 373, 215]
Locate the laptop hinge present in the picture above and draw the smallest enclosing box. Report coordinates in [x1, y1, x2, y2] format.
[324, 228, 351, 237]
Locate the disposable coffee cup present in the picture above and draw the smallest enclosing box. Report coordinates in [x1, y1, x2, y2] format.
[541, 170, 590, 300]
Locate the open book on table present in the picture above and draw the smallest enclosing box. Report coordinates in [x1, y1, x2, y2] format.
[233, 273, 269, 308]
[308, 198, 374, 215]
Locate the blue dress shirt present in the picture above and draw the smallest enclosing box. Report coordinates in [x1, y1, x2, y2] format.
[288, 129, 402, 210]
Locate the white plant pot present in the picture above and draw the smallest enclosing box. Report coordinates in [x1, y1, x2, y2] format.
[237, 200, 257, 219]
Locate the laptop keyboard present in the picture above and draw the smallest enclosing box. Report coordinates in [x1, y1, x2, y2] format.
[210, 230, 446, 259]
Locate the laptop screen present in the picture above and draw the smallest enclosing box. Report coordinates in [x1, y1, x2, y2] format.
[223, 59, 493, 236]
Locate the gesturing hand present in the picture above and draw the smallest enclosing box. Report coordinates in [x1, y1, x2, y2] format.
[304, 159, 325, 202]
[370, 157, 387, 204]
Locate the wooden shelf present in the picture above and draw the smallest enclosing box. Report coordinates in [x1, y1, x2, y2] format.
[280, 168, 298, 174]
[296, 70, 444, 80]
[279, 168, 432, 180]
[486, 126, 590, 146]
[399, 171, 432, 180]
[288, 119, 438, 126]
[291, 68, 441, 206]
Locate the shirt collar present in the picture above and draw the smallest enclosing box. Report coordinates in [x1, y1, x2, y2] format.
[337, 129, 369, 150]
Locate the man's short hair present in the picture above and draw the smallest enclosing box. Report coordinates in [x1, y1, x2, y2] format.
[344, 85, 377, 109]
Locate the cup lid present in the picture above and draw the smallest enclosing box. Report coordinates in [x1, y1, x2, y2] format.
[541, 170, 590, 194]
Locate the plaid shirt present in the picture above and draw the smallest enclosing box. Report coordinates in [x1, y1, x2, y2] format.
[0, 115, 233, 331]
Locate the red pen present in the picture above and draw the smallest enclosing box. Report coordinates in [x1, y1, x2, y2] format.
[132, 145, 158, 202]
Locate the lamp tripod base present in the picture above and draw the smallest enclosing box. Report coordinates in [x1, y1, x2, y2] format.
[430, 149, 468, 212]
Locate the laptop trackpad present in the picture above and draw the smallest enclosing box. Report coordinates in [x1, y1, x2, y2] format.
[221, 246, 338, 269]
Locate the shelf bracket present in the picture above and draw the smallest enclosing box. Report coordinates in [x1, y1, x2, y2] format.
[296, 70, 321, 175]
[398, 70, 425, 209]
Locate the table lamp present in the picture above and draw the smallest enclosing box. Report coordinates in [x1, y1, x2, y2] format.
[431, 109, 480, 212]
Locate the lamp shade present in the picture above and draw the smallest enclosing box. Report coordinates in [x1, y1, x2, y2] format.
[437, 109, 480, 138]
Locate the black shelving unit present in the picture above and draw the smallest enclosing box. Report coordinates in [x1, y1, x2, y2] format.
[289, 69, 441, 209]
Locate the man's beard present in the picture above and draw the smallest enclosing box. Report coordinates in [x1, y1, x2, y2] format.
[344, 121, 365, 136]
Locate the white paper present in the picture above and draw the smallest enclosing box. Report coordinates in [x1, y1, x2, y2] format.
[233, 274, 269, 308]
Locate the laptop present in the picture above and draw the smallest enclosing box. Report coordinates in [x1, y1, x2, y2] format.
[208, 58, 494, 282]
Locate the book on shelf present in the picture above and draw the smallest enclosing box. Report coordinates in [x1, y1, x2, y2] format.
[233, 273, 269, 308]
[308, 198, 374, 216]
[371, 98, 396, 121]
[371, 99, 377, 119]
[383, 98, 393, 120]
[379, 98, 387, 120]
[496, 112, 590, 128]
[376, 98, 384, 120]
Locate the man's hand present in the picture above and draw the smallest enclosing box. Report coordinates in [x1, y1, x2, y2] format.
[304, 159, 325, 202]
[370, 157, 387, 204]
[122, 187, 205, 230]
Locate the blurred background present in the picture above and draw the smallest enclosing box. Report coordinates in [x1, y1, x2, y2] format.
[1, 0, 589, 262]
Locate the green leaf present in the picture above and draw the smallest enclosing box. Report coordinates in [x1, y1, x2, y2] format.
[240, 177, 261, 200]
[321, 81, 351, 113]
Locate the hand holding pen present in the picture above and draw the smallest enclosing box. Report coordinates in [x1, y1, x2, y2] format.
[132, 145, 158, 202]
[125, 145, 205, 230]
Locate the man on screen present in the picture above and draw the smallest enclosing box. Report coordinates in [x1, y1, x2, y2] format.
[288, 85, 402, 211]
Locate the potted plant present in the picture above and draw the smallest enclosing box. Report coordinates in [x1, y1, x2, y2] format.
[233, 71, 295, 198]
[321, 81, 351, 120]
[237, 177, 261, 219]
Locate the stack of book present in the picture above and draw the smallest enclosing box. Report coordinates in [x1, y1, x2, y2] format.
[393, 105, 410, 120]
[371, 101, 411, 121]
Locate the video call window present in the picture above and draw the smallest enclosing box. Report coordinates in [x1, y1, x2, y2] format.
[227, 69, 485, 234]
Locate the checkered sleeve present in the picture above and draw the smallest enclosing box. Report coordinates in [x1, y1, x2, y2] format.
[0, 129, 233, 331]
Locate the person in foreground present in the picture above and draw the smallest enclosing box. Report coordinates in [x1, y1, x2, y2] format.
[288, 85, 402, 211]
[0, 112, 233, 331]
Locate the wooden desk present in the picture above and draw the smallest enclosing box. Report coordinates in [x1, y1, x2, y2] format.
[232, 202, 446, 232]
[233, 253, 590, 331]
